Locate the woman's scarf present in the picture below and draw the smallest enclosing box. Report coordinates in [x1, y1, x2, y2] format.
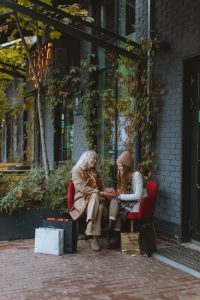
[80, 168, 102, 190]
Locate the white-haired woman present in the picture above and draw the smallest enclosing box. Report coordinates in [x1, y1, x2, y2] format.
[69, 150, 116, 251]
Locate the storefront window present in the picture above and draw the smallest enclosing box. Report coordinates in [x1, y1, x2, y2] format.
[97, 0, 136, 186]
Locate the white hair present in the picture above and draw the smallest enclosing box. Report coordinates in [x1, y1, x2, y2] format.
[72, 150, 98, 171]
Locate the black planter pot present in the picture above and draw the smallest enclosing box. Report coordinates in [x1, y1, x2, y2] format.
[0, 208, 69, 241]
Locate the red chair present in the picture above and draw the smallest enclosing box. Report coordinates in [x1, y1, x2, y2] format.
[126, 181, 158, 232]
[67, 180, 75, 212]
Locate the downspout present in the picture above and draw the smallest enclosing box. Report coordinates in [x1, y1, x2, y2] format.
[147, 0, 154, 95]
[134, 0, 154, 169]
[114, 0, 119, 188]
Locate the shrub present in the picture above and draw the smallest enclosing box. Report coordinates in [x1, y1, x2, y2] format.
[0, 165, 46, 214]
[0, 161, 74, 214]
[46, 160, 74, 213]
[0, 174, 22, 199]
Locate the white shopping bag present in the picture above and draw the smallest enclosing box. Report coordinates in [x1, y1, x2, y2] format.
[34, 227, 64, 255]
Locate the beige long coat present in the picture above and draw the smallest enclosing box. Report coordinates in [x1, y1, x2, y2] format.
[69, 167, 106, 220]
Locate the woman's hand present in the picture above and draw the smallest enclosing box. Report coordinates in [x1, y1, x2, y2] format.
[99, 191, 117, 200]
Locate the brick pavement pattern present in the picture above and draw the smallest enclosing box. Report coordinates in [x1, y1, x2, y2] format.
[1, 239, 200, 300]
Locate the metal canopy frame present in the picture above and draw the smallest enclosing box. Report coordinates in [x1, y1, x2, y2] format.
[0, 61, 25, 72]
[0, 0, 141, 61]
[0, 61, 25, 78]
[30, 0, 140, 49]
[0, 67, 25, 78]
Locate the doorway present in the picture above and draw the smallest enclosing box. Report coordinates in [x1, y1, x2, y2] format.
[182, 56, 200, 242]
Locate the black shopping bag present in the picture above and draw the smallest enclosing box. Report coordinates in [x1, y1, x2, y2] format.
[138, 222, 157, 257]
[42, 218, 77, 253]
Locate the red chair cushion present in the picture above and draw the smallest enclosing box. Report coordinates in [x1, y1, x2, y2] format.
[67, 180, 75, 212]
[126, 211, 140, 220]
[146, 181, 158, 198]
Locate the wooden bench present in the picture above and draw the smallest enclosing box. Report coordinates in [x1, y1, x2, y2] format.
[0, 163, 30, 174]
[0, 163, 24, 168]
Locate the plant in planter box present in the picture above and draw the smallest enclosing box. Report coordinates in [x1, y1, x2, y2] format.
[0, 174, 22, 200]
[0, 165, 46, 214]
[46, 160, 74, 213]
[0, 161, 74, 214]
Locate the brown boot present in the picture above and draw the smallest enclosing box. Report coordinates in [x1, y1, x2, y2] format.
[90, 237, 101, 251]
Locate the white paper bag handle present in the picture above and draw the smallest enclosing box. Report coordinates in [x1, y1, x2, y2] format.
[42, 226, 55, 230]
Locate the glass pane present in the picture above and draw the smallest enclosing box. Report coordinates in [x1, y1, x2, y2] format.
[126, 0, 135, 35]
[118, 116, 129, 154]
[63, 100, 74, 160]
[101, 0, 116, 32]
[119, 0, 136, 37]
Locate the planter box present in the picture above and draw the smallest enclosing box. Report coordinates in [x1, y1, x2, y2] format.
[0, 208, 68, 241]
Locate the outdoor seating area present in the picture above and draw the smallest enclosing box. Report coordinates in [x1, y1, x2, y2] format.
[1, 0, 200, 297]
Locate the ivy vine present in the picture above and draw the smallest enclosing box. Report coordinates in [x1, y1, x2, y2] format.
[116, 39, 165, 178]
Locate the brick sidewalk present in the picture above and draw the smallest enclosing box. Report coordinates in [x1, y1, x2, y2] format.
[1, 239, 200, 300]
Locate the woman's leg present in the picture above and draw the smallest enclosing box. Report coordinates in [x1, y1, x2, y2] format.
[106, 198, 121, 231]
[85, 193, 103, 243]
[93, 201, 103, 236]
[106, 199, 121, 249]
[86, 193, 101, 222]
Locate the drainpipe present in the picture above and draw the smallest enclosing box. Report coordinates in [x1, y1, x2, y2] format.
[147, 0, 154, 95]
[134, 0, 154, 170]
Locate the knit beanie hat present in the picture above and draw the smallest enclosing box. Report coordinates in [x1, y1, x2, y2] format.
[116, 150, 133, 167]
